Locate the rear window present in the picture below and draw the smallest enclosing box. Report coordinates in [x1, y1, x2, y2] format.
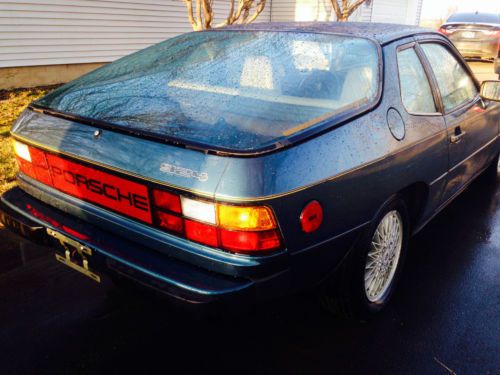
[447, 12, 500, 24]
[36, 31, 380, 153]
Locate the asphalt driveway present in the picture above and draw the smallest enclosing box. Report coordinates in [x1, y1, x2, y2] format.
[0, 170, 498, 374]
[468, 60, 498, 82]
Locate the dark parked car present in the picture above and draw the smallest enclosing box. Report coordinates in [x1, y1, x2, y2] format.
[439, 12, 500, 76]
[1, 23, 499, 317]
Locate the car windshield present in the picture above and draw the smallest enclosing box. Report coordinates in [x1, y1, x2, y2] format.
[36, 31, 380, 153]
[447, 13, 500, 24]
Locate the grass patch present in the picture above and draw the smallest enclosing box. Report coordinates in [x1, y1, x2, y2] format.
[0, 85, 60, 194]
[0, 137, 18, 195]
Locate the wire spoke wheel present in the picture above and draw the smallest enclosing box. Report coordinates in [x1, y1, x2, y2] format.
[364, 210, 403, 303]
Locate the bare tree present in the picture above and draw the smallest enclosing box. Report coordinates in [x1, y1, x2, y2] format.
[183, 0, 266, 31]
[330, 0, 368, 22]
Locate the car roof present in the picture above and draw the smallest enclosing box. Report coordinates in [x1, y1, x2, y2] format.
[218, 22, 438, 45]
[449, 11, 499, 16]
[445, 12, 500, 25]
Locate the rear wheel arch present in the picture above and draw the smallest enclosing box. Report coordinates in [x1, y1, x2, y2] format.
[320, 196, 411, 317]
[397, 182, 430, 231]
[366, 182, 429, 236]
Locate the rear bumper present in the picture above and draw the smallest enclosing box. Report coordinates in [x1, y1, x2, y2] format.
[452, 40, 498, 59]
[0, 187, 291, 305]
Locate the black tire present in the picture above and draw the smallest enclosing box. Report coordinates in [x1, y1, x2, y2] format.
[320, 196, 410, 319]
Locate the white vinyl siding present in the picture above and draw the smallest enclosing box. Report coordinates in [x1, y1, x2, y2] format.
[0, 0, 270, 68]
[271, 0, 334, 22]
[270, 0, 371, 22]
[0, 0, 422, 69]
[370, 0, 422, 25]
[270, 0, 420, 24]
[359, 2, 373, 23]
[412, 0, 423, 25]
[371, 0, 408, 24]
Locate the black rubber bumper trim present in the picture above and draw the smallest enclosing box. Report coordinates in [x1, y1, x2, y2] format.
[0, 198, 50, 246]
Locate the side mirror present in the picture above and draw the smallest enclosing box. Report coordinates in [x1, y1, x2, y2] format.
[480, 80, 500, 102]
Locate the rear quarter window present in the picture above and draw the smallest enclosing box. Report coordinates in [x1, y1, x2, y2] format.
[397, 47, 437, 114]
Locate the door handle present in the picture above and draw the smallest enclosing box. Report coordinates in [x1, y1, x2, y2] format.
[451, 131, 466, 144]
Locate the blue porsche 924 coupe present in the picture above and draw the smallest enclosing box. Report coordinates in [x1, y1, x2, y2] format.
[1, 23, 499, 317]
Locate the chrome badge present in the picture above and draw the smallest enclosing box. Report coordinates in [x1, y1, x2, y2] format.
[160, 163, 208, 182]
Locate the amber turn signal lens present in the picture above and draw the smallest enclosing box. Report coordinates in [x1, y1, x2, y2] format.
[217, 205, 277, 231]
[300, 200, 323, 233]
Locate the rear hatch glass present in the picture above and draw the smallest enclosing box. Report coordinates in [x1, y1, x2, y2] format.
[35, 31, 380, 153]
[446, 13, 500, 24]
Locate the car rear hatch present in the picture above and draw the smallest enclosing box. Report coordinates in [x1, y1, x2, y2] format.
[442, 23, 500, 54]
[12, 109, 227, 201]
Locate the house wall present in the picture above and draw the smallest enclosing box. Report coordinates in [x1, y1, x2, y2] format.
[270, 0, 372, 23]
[270, 0, 422, 24]
[370, 0, 422, 25]
[0, 0, 421, 89]
[0, 0, 271, 69]
[0, 62, 104, 89]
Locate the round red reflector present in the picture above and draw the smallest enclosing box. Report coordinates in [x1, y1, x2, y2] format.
[300, 200, 323, 233]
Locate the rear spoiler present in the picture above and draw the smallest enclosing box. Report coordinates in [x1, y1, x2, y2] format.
[442, 22, 500, 28]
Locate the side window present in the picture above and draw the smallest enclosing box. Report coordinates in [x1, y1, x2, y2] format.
[420, 43, 478, 112]
[397, 47, 437, 114]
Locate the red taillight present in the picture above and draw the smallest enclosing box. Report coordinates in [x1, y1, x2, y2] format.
[16, 156, 35, 179]
[483, 29, 500, 37]
[152, 189, 181, 213]
[220, 229, 281, 253]
[185, 220, 218, 247]
[29, 147, 53, 186]
[153, 193, 283, 254]
[438, 27, 452, 35]
[15, 141, 153, 223]
[154, 210, 184, 234]
[300, 200, 323, 233]
[14, 141, 284, 255]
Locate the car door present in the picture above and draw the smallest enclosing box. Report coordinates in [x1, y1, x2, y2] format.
[418, 41, 497, 202]
[394, 42, 448, 217]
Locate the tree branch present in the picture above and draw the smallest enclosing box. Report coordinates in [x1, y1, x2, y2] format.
[244, 0, 266, 24]
[346, 0, 367, 18]
[233, 0, 248, 23]
[202, 0, 213, 28]
[196, 0, 202, 29]
[330, 0, 342, 21]
[226, 0, 236, 25]
[330, 0, 367, 21]
[184, 0, 267, 30]
[341, 0, 349, 20]
[184, 0, 199, 30]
